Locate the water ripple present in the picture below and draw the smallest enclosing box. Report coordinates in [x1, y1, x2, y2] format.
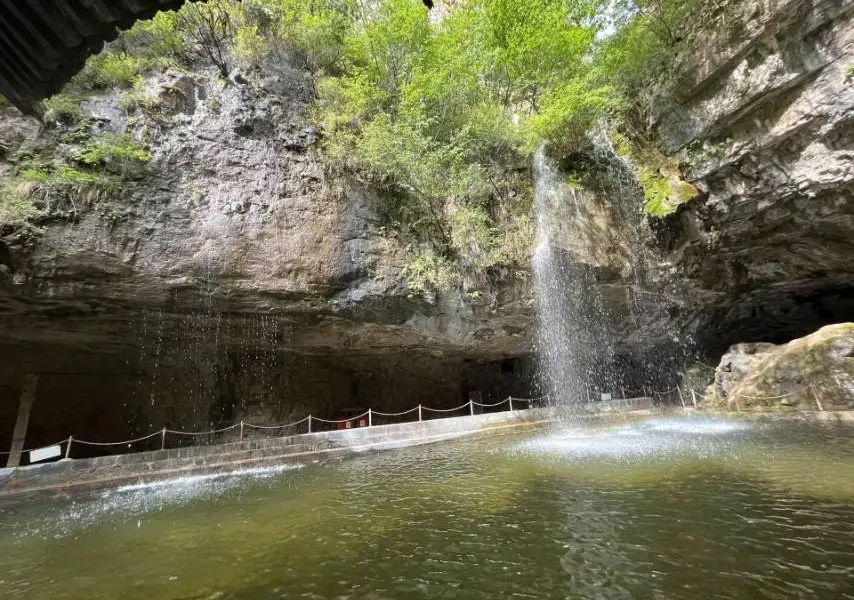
[0, 417, 852, 600]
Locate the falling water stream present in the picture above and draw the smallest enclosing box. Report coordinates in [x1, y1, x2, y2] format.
[533, 147, 596, 408]
[532, 138, 676, 410]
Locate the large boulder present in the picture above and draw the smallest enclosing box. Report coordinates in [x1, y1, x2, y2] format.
[708, 323, 854, 410]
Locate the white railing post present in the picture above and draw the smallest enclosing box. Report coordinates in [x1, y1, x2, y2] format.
[64, 435, 73, 459]
[691, 389, 698, 407]
[509, 397, 514, 412]
[418, 404, 422, 422]
[469, 400, 474, 416]
[368, 409, 373, 427]
[677, 386, 686, 408]
[239, 420, 245, 441]
[160, 427, 167, 450]
[307, 415, 312, 433]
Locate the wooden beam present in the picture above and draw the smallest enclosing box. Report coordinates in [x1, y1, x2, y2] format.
[5, 373, 39, 468]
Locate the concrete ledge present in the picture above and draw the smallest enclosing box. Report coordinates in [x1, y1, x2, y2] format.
[0, 409, 555, 502]
[699, 409, 854, 422]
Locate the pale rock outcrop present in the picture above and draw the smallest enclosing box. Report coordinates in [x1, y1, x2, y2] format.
[708, 323, 854, 410]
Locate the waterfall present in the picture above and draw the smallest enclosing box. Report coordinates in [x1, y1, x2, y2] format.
[532, 140, 654, 412]
[533, 148, 603, 409]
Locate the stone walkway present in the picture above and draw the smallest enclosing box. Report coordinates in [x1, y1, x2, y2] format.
[0, 409, 554, 502]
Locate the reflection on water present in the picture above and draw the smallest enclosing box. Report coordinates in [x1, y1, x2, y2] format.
[1, 417, 853, 600]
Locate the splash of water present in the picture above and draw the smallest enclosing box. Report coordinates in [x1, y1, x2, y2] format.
[517, 417, 752, 461]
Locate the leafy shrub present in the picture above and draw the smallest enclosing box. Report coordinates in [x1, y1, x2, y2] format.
[450, 206, 503, 269]
[175, 0, 235, 78]
[54, 165, 104, 186]
[528, 81, 620, 152]
[273, 0, 353, 74]
[233, 24, 269, 68]
[77, 52, 147, 88]
[60, 117, 94, 145]
[44, 94, 83, 120]
[18, 162, 111, 190]
[121, 11, 187, 59]
[403, 251, 459, 297]
[0, 183, 40, 227]
[310, 0, 624, 265]
[78, 134, 152, 169]
[19, 167, 50, 183]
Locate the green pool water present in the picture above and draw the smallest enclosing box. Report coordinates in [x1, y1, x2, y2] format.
[1, 416, 853, 599]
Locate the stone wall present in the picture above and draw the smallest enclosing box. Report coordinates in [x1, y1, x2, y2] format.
[655, 0, 854, 353]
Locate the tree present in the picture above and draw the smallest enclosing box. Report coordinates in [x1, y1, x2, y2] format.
[175, 0, 235, 78]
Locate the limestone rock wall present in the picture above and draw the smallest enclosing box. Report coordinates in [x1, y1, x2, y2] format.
[3, 0, 854, 450]
[707, 323, 854, 410]
[658, 0, 854, 351]
[0, 62, 535, 452]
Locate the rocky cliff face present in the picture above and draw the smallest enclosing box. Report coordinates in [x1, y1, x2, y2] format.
[0, 64, 535, 449]
[2, 0, 853, 449]
[655, 0, 854, 353]
[1, 66, 533, 357]
[503, 0, 854, 367]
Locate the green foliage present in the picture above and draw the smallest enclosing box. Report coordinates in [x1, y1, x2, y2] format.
[175, 0, 235, 78]
[0, 183, 40, 227]
[60, 117, 93, 145]
[403, 251, 459, 297]
[639, 167, 698, 216]
[528, 80, 619, 152]
[118, 81, 160, 115]
[233, 23, 269, 67]
[54, 165, 104, 186]
[613, 131, 699, 216]
[264, 0, 353, 73]
[450, 206, 503, 270]
[638, 168, 673, 216]
[78, 134, 152, 169]
[31, 0, 710, 285]
[77, 52, 149, 89]
[17, 162, 111, 190]
[68, 10, 187, 92]
[121, 11, 187, 58]
[308, 0, 616, 282]
[19, 166, 50, 183]
[44, 94, 83, 120]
